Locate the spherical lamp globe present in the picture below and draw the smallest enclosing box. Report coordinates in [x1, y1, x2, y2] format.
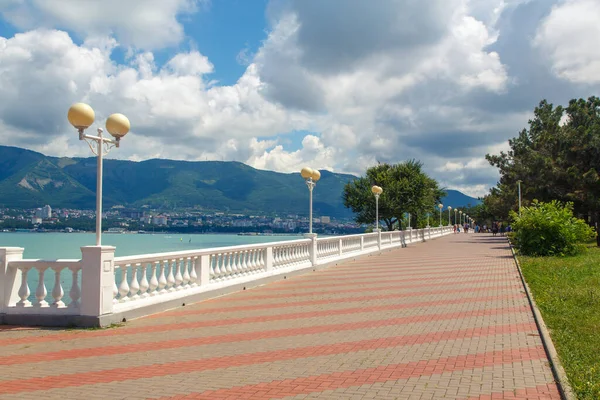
[311, 169, 321, 182]
[448, 206, 452, 210]
[438, 203, 443, 209]
[371, 185, 383, 195]
[106, 113, 130, 139]
[67, 103, 95, 129]
[300, 167, 313, 179]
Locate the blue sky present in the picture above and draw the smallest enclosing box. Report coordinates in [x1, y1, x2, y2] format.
[0, 0, 599, 197]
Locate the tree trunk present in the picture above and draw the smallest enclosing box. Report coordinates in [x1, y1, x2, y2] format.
[595, 211, 600, 247]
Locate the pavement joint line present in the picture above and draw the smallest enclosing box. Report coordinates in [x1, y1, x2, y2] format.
[0, 295, 526, 366]
[0, 339, 545, 395]
[150, 346, 550, 400]
[151, 279, 520, 317]
[0, 303, 527, 348]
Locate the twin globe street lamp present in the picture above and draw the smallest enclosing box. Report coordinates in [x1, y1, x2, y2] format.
[300, 167, 321, 234]
[371, 185, 383, 231]
[67, 103, 130, 246]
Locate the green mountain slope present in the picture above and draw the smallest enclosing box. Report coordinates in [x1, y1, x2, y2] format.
[0, 145, 481, 216]
[0, 145, 357, 217]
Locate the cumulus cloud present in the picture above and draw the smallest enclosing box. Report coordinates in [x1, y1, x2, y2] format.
[0, 0, 203, 49]
[0, 0, 599, 198]
[534, 0, 600, 84]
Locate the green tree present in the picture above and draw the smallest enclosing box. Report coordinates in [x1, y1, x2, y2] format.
[486, 96, 600, 243]
[342, 161, 445, 230]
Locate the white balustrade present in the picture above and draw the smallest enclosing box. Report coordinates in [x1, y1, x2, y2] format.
[1, 228, 454, 325]
[4, 259, 82, 311]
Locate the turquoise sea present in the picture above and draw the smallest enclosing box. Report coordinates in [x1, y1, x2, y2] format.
[0, 232, 303, 259]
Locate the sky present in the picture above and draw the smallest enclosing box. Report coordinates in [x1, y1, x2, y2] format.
[0, 0, 598, 197]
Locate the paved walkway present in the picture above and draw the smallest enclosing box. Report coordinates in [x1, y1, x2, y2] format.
[0, 234, 561, 399]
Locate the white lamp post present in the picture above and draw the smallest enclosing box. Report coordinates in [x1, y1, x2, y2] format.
[438, 203, 443, 227]
[447, 206, 452, 226]
[459, 210, 463, 225]
[454, 208, 458, 225]
[68, 103, 130, 246]
[300, 167, 321, 234]
[517, 180, 522, 216]
[371, 185, 383, 231]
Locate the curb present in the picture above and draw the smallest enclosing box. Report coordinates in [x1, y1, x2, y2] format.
[507, 239, 576, 400]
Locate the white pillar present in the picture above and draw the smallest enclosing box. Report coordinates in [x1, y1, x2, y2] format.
[198, 254, 211, 285]
[305, 233, 318, 266]
[265, 247, 274, 272]
[0, 247, 24, 312]
[80, 246, 115, 317]
[377, 230, 382, 250]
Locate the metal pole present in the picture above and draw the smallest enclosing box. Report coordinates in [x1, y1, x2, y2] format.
[375, 195, 379, 231]
[95, 131, 103, 246]
[439, 209, 442, 227]
[309, 180, 313, 234]
[448, 210, 450, 226]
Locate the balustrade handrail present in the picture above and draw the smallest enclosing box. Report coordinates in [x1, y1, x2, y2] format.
[114, 238, 312, 264]
[9, 259, 81, 267]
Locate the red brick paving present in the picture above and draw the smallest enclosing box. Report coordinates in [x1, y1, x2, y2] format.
[0, 233, 561, 399]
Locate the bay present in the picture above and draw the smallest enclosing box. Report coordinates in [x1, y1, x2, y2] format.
[0, 232, 303, 259]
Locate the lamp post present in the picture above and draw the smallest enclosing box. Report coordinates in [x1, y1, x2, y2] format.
[459, 210, 463, 225]
[517, 180, 522, 216]
[438, 203, 443, 227]
[447, 206, 452, 226]
[300, 167, 321, 234]
[68, 103, 130, 246]
[371, 185, 383, 231]
[454, 208, 458, 225]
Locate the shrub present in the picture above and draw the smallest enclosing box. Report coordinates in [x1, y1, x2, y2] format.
[510, 200, 595, 256]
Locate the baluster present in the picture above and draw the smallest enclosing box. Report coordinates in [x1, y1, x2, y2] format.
[139, 263, 150, 298]
[174, 258, 184, 289]
[17, 267, 31, 307]
[51, 266, 65, 308]
[148, 261, 159, 295]
[166, 259, 176, 291]
[112, 267, 119, 303]
[158, 260, 168, 292]
[189, 257, 198, 286]
[273, 247, 280, 268]
[213, 253, 223, 281]
[68, 266, 81, 308]
[241, 250, 249, 275]
[250, 250, 258, 272]
[118, 264, 131, 302]
[211, 254, 219, 280]
[230, 252, 240, 277]
[224, 252, 234, 278]
[129, 263, 141, 299]
[182, 257, 191, 287]
[34, 267, 49, 307]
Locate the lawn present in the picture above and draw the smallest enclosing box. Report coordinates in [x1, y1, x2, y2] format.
[519, 247, 600, 399]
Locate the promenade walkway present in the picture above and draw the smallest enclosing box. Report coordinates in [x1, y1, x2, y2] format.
[0, 233, 561, 399]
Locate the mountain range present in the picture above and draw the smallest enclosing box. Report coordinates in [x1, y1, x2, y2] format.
[0, 145, 481, 218]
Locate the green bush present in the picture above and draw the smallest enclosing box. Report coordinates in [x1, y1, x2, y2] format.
[511, 200, 595, 256]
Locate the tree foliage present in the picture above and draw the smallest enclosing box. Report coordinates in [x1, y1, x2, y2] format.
[510, 201, 595, 256]
[485, 96, 600, 242]
[342, 161, 445, 230]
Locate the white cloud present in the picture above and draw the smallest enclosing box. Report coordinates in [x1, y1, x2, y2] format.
[0, 0, 203, 49]
[534, 0, 600, 84]
[0, 0, 597, 198]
